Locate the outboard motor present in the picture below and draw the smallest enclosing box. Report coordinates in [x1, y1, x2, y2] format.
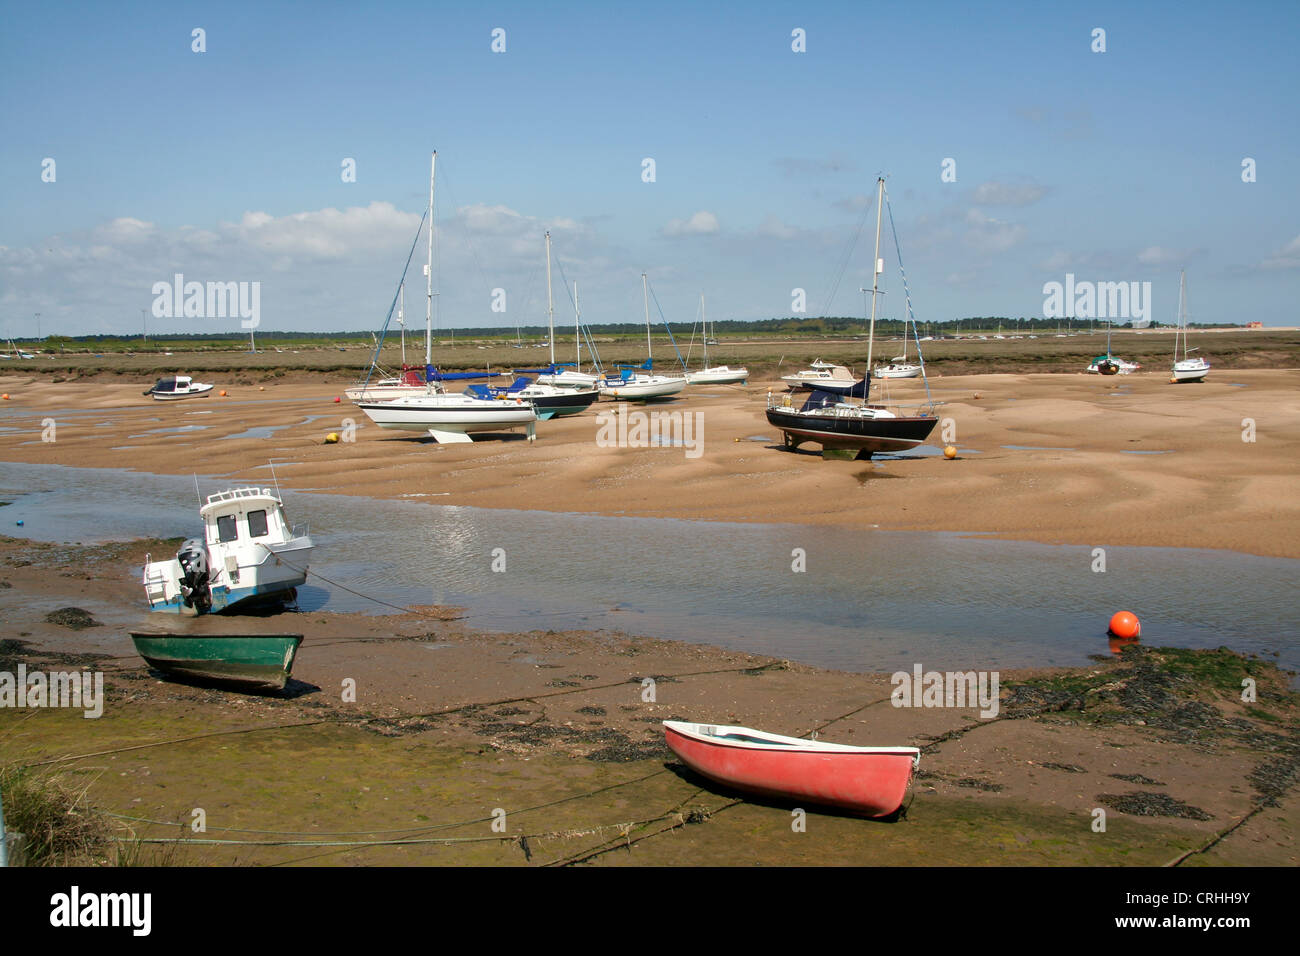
[175, 537, 211, 613]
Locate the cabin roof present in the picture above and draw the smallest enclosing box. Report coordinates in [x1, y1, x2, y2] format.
[199, 486, 282, 518]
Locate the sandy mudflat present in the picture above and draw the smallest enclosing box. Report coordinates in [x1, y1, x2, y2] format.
[0, 368, 1297, 557]
[0, 367, 1297, 866]
[1, 536, 1296, 867]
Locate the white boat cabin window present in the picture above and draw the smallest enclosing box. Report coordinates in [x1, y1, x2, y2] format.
[247, 509, 269, 538]
[216, 514, 239, 542]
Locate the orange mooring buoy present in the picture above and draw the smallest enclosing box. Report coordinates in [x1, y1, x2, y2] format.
[219, 389, 228, 397]
[943, 445, 957, 459]
[1108, 610, 1141, 639]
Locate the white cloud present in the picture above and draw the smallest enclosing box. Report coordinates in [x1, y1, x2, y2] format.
[963, 208, 1026, 253]
[662, 211, 720, 237]
[754, 215, 800, 240]
[1260, 235, 1300, 270]
[972, 182, 1048, 207]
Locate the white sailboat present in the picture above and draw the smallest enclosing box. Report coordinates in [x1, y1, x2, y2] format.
[483, 232, 598, 419]
[687, 293, 748, 384]
[357, 152, 537, 444]
[874, 322, 921, 379]
[598, 273, 687, 400]
[1171, 270, 1210, 383]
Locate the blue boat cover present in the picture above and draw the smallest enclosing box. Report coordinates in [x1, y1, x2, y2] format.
[465, 384, 494, 400]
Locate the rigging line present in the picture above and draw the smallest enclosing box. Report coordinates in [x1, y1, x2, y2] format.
[118, 807, 700, 856]
[361, 207, 429, 387]
[31, 661, 786, 767]
[436, 165, 501, 331]
[646, 280, 687, 371]
[883, 183, 936, 410]
[547, 795, 745, 867]
[816, 192, 876, 322]
[96, 769, 671, 838]
[551, 251, 604, 371]
[798, 693, 895, 738]
[251, 544, 438, 617]
[28, 719, 335, 767]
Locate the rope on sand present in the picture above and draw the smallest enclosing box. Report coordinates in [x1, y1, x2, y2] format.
[25, 660, 788, 767]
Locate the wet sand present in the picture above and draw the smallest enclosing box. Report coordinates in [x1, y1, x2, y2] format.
[1, 368, 1297, 557]
[1, 536, 1296, 866]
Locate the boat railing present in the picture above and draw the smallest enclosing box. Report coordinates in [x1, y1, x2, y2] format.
[205, 487, 275, 506]
[291, 522, 310, 539]
[767, 390, 941, 417]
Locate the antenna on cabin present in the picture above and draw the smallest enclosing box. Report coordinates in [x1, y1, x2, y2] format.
[268, 460, 282, 501]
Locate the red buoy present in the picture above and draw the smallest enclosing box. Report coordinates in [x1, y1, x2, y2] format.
[1108, 610, 1140, 639]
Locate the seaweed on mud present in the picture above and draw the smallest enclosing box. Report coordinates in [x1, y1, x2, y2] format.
[1109, 773, 1165, 786]
[0, 638, 33, 672]
[627, 674, 681, 684]
[956, 778, 1004, 792]
[585, 738, 670, 763]
[577, 705, 607, 716]
[546, 679, 581, 688]
[467, 710, 664, 763]
[44, 607, 102, 630]
[1096, 791, 1213, 820]
[1040, 762, 1087, 773]
[494, 706, 529, 717]
[0, 635, 110, 670]
[357, 715, 443, 737]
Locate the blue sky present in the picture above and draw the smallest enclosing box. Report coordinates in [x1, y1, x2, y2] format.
[2, 0, 1297, 337]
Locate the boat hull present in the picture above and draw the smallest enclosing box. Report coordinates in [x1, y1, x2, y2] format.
[150, 386, 213, 401]
[765, 406, 938, 454]
[687, 367, 749, 385]
[1172, 361, 1210, 382]
[129, 632, 303, 690]
[664, 722, 918, 818]
[356, 399, 537, 434]
[598, 376, 687, 400]
[874, 364, 921, 379]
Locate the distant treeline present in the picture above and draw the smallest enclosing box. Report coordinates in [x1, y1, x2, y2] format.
[16, 315, 1235, 347]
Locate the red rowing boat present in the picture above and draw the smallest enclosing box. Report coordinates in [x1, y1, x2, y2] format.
[663, 720, 920, 818]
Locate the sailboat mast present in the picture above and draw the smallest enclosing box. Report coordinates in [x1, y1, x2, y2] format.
[642, 272, 651, 361]
[701, 293, 709, 368]
[545, 230, 555, 365]
[574, 281, 581, 367]
[425, 151, 436, 368]
[1176, 269, 1187, 362]
[398, 281, 406, 365]
[865, 177, 885, 372]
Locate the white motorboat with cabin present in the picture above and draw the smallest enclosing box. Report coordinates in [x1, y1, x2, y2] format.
[142, 486, 313, 615]
[780, 359, 858, 391]
[143, 375, 215, 400]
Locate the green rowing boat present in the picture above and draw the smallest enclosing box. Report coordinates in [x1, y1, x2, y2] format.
[130, 632, 304, 691]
